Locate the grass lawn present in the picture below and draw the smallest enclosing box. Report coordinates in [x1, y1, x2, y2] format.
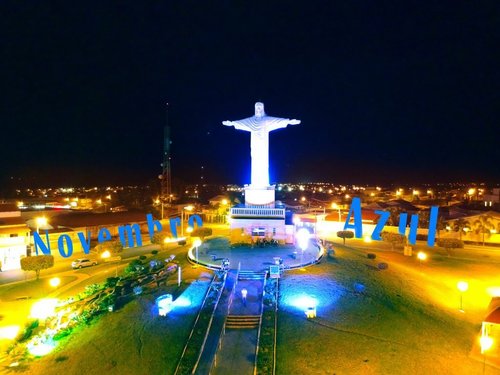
[276, 245, 491, 374]
[24, 279, 211, 375]
[11, 245, 212, 375]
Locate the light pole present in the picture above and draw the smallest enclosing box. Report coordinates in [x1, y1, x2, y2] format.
[35, 217, 48, 234]
[193, 239, 202, 267]
[457, 281, 468, 312]
[331, 203, 341, 222]
[480, 335, 493, 374]
[181, 205, 194, 236]
[417, 251, 427, 266]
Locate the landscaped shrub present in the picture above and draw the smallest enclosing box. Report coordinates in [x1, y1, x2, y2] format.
[416, 234, 428, 241]
[336, 230, 354, 245]
[16, 320, 39, 342]
[380, 232, 406, 250]
[378, 262, 389, 270]
[367, 253, 376, 259]
[151, 250, 159, 255]
[139, 255, 147, 261]
[105, 277, 120, 288]
[178, 240, 187, 246]
[436, 238, 464, 249]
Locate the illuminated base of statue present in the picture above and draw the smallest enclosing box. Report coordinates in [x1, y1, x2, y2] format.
[244, 185, 275, 207]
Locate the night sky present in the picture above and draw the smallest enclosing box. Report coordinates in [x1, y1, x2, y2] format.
[1, 2, 499, 187]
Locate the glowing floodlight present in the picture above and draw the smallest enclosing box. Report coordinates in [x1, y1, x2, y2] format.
[101, 250, 111, 259]
[193, 239, 202, 248]
[186, 226, 193, 233]
[457, 281, 469, 292]
[49, 277, 61, 288]
[480, 335, 493, 354]
[30, 299, 58, 320]
[0, 325, 20, 340]
[27, 338, 55, 356]
[363, 235, 372, 243]
[417, 252, 427, 261]
[296, 228, 310, 251]
[156, 294, 173, 316]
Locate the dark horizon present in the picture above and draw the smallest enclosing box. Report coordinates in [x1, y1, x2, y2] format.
[1, 3, 499, 188]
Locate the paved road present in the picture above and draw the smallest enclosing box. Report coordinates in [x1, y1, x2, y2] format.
[0, 243, 166, 286]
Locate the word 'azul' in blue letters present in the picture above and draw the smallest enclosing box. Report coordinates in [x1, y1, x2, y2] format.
[343, 197, 439, 246]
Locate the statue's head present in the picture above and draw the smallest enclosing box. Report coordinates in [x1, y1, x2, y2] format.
[254, 102, 265, 118]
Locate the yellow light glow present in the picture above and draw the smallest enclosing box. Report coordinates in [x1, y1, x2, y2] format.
[70, 201, 77, 207]
[427, 190, 432, 194]
[396, 191, 401, 196]
[101, 250, 111, 259]
[363, 236, 372, 243]
[413, 190, 420, 196]
[417, 251, 427, 261]
[0, 325, 20, 340]
[193, 239, 202, 248]
[49, 277, 60, 288]
[468, 188, 476, 196]
[184, 205, 194, 211]
[331, 203, 338, 209]
[154, 199, 160, 204]
[106, 195, 112, 200]
[17, 201, 24, 207]
[36, 217, 47, 227]
[96, 199, 102, 205]
[345, 194, 350, 199]
[370, 192, 375, 197]
[186, 227, 193, 233]
[301, 196, 306, 202]
[457, 281, 469, 292]
[30, 299, 58, 320]
[486, 287, 500, 297]
[221, 199, 228, 205]
[480, 336, 493, 353]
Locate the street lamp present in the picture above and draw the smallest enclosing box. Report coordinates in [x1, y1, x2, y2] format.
[331, 203, 341, 222]
[35, 217, 48, 234]
[480, 335, 493, 374]
[193, 239, 202, 267]
[457, 281, 468, 312]
[181, 205, 194, 236]
[417, 251, 427, 265]
[49, 277, 60, 288]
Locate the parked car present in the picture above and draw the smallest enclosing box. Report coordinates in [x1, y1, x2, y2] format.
[71, 258, 97, 269]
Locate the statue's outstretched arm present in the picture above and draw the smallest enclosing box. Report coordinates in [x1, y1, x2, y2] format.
[222, 120, 252, 132]
[267, 118, 301, 132]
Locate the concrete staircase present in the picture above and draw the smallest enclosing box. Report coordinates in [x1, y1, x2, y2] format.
[225, 315, 260, 329]
[237, 270, 266, 281]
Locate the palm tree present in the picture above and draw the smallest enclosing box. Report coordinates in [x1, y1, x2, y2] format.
[452, 218, 470, 240]
[473, 214, 494, 246]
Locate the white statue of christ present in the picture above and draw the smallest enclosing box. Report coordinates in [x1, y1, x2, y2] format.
[223, 102, 300, 188]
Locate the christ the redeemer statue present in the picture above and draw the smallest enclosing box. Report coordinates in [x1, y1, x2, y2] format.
[223, 102, 300, 188]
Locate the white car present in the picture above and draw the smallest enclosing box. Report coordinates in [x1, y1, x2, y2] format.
[72, 258, 97, 269]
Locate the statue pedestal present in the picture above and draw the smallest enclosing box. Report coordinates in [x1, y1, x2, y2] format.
[244, 186, 275, 207]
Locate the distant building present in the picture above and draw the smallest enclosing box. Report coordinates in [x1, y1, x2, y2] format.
[0, 204, 30, 270]
[483, 188, 500, 207]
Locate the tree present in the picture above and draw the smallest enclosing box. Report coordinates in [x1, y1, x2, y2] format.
[473, 214, 495, 246]
[380, 232, 406, 251]
[191, 227, 213, 240]
[436, 215, 446, 239]
[452, 218, 470, 240]
[95, 240, 123, 255]
[20, 255, 54, 280]
[336, 230, 354, 245]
